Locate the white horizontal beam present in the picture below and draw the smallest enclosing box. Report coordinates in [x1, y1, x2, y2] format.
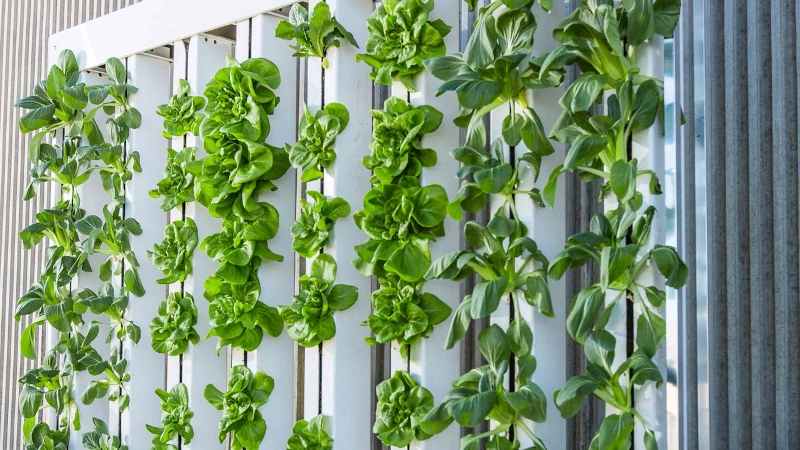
[48, 0, 294, 69]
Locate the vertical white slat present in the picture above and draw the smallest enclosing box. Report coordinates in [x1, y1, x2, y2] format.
[516, 3, 567, 448]
[181, 35, 233, 450]
[303, 22, 324, 419]
[71, 70, 111, 449]
[406, 0, 461, 448]
[632, 35, 667, 449]
[165, 40, 187, 391]
[121, 52, 171, 449]
[248, 14, 298, 448]
[318, 0, 375, 447]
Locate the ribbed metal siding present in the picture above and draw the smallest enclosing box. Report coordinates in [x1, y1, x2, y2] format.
[0, 1, 140, 448]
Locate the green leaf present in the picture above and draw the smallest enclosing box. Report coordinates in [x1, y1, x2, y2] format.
[650, 245, 689, 288]
[595, 412, 635, 450]
[609, 160, 637, 202]
[470, 277, 508, 319]
[385, 239, 430, 282]
[328, 284, 358, 311]
[478, 324, 511, 371]
[554, 375, 599, 418]
[566, 285, 605, 343]
[448, 388, 497, 428]
[623, 0, 656, 46]
[507, 318, 533, 357]
[20, 321, 39, 360]
[636, 312, 666, 358]
[564, 134, 608, 170]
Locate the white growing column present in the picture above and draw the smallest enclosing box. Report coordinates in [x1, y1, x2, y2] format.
[407, 0, 461, 448]
[317, 0, 375, 447]
[181, 35, 232, 450]
[247, 15, 298, 448]
[631, 35, 667, 449]
[70, 70, 112, 449]
[516, 3, 568, 448]
[121, 52, 171, 449]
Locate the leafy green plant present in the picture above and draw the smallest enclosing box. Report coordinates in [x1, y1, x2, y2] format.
[276, 3, 359, 69]
[76, 205, 145, 297]
[287, 102, 350, 182]
[204, 366, 274, 450]
[81, 346, 131, 413]
[146, 383, 195, 448]
[374, 371, 435, 447]
[427, 217, 552, 349]
[424, 2, 554, 154]
[421, 324, 548, 449]
[189, 131, 290, 220]
[149, 146, 196, 211]
[23, 422, 69, 450]
[353, 179, 448, 282]
[148, 218, 198, 284]
[205, 269, 284, 352]
[279, 254, 358, 347]
[286, 414, 333, 450]
[82, 418, 127, 450]
[150, 292, 200, 356]
[291, 191, 350, 258]
[356, 0, 451, 91]
[201, 209, 282, 284]
[201, 56, 280, 142]
[364, 97, 442, 185]
[362, 275, 451, 358]
[156, 79, 206, 139]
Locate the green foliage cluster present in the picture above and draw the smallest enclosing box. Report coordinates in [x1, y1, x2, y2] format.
[374, 371, 435, 447]
[291, 191, 351, 258]
[149, 146, 197, 211]
[146, 383, 195, 449]
[279, 254, 358, 347]
[287, 102, 350, 182]
[204, 366, 274, 450]
[149, 292, 200, 356]
[286, 415, 333, 450]
[276, 3, 359, 69]
[156, 78, 206, 139]
[148, 218, 198, 284]
[14, 49, 147, 445]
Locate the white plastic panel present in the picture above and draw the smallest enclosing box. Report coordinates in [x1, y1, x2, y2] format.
[246, 14, 298, 448]
[317, 0, 375, 448]
[180, 35, 233, 450]
[407, 0, 461, 448]
[121, 53, 171, 449]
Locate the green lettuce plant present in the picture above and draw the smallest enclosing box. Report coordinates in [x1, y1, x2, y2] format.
[421, 324, 548, 449]
[279, 254, 358, 347]
[287, 102, 349, 182]
[148, 218, 198, 284]
[276, 3, 359, 69]
[201, 208, 282, 284]
[146, 382, 194, 449]
[362, 276, 451, 359]
[82, 418, 127, 450]
[286, 415, 333, 450]
[374, 370, 434, 447]
[204, 366, 274, 450]
[353, 179, 448, 282]
[201, 56, 280, 143]
[356, 0, 451, 91]
[149, 292, 200, 356]
[205, 269, 284, 352]
[364, 97, 442, 185]
[149, 146, 196, 211]
[291, 191, 350, 258]
[156, 79, 206, 139]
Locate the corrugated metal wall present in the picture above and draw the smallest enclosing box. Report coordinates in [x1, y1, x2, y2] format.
[0, 1, 140, 448]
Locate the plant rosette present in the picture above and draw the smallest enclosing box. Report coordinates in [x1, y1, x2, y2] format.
[201, 206, 282, 285]
[276, 2, 359, 69]
[201, 56, 281, 143]
[364, 97, 442, 185]
[287, 102, 350, 183]
[146, 382, 194, 449]
[279, 254, 358, 347]
[420, 324, 548, 449]
[188, 132, 290, 220]
[291, 191, 351, 258]
[356, 0, 451, 91]
[353, 178, 448, 282]
[156, 78, 206, 139]
[426, 218, 552, 349]
[148, 217, 198, 285]
[149, 146, 197, 211]
[204, 269, 284, 352]
[286, 414, 333, 450]
[374, 370, 435, 447]
[204, 366, 274, 450]
[362, 276, 451, 359]
[149, 292, 200, 356]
